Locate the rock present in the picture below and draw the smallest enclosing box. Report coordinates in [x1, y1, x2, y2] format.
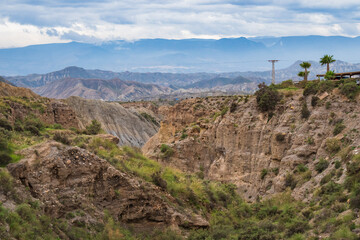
[7, 141, 208, 230]
[66, 96, 160, 147]
[143, 92, 360, 201]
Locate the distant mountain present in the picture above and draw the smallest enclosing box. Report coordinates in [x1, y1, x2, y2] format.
[32, 78, 172, 101]
[7, 66, 217, 88]
[0, 76, 16, 86]
[185, 75, 252, 89]
[3, 36, 360, 75]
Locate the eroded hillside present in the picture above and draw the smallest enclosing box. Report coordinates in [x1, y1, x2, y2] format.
[65, 96, 161, 147]
[143, 82, 360, 203]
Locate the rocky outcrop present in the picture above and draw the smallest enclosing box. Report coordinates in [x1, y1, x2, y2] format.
[143, 91, 360, 201]
[66, 96, 160, 147]
[0, 81, 39, 98]
[7, 141, 208, 230]
[0, 82, 79, 129]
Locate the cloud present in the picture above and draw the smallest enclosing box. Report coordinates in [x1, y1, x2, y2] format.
[0, 0, 359, 48]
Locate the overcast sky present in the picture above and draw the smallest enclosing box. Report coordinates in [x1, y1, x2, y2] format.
[0, 0, 360, 48]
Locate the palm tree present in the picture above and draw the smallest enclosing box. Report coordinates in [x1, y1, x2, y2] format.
[320, 55, 336, 73]
[299, 61, 311, 82]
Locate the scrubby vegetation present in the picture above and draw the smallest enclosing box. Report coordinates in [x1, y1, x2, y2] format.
[255, 83, 281, 112]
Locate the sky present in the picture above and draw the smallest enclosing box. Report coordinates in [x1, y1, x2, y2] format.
[0, 0, 360, 48]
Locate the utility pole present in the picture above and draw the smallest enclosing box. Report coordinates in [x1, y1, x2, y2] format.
[268, 60, 279, 84]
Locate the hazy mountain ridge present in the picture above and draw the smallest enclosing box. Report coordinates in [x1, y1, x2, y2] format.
[33, 78, 172, 101]
[3, 36, 360, 75]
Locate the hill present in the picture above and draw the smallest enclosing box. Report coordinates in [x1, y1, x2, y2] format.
[32, 78, 172, 101]
[1, 81, 360, 238]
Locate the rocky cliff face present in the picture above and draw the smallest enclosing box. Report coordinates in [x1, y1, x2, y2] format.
[66, 96, 160, 147]
[6, 141, 207, 231]
[0, 82, 79, 129]
[143, 90, 360, 201]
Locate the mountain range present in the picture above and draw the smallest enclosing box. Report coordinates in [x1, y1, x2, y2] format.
[2, 36, 360, 75]
[4, 57, 360, 100]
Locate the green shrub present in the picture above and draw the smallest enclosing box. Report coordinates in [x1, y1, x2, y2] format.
[285, 174, 297, 189]
[301, 102, 310, 119]
[297, 164, 308, 173]
[320, 174, 332, 185]
[275, 133, 285, 142]
[311, 96, 319, 107]
[85, 120, 102, 135]
[319, 80, 335, 93]
[230, 102, 237, 113]
[334, 160, 341, 169]
[255, 83, 281, 112]
[0, 169, 13, 193]
[303, 81, 319, 96]
[151, 172, 167, 189]
[140, 112, 159, 126]
[220, 107, 228, 117]
[51, 123, 63, 129]
[25, 125, 40, 136]
[325, 101, 331, 109]
[340, 82, 359, 99]
[326, 138, 341, 153]
[0, 118, 12, 131]
[315, 159, 329, 173]
[53, 132, 71, 145]
[324, 71, 335, 80]
[160, 144, 174, 158]
[0, 153, 12, 166]
[333, 122, 345, 136]
[180, 132, 188, 140]
[260, 169, 268, 180]
[272, 168, 279, 175]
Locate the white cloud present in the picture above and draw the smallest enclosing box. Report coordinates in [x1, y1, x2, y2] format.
[0, 0, 359, 48]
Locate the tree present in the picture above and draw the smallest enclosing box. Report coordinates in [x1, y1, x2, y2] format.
[320, 55, 336, 73]
[255, 83, 281, 112]
[299, 62, 311, 83]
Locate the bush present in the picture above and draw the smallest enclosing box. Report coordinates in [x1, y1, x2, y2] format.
[275, 133, 285, 142]
[315, 159, 329, 173]
[333, 122, 345, 136]
[319, 80, 335, 93]
[325, 101, 331, 109]
[297, 164, 308, 173]
[160, 144, 174, 159]
[255, 83, 281, 112]
[301, 103, 310, 119]
[334, 160, 341, 169]
[0, 153, 12, 166]
[340, 82, 359, 99]
[0, 118, 12, 131]
[326, 138, 341, 153]
[151, 172, 167, 189]
[260, 169, 268, 180]
[303, 81, 319, 96]
[220, 107, 228, 117]
[0, 169, 13, 193]
[320, 174, 332, 185]
[53, 132, 71, 145]
[285, 174, 297, 189]
[324, 71, 335, 80]
[25, 125, 40, 136]
[311, 96, 319, 107]
[85, 120, 102, 135]
[230, 102, 237, 113]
